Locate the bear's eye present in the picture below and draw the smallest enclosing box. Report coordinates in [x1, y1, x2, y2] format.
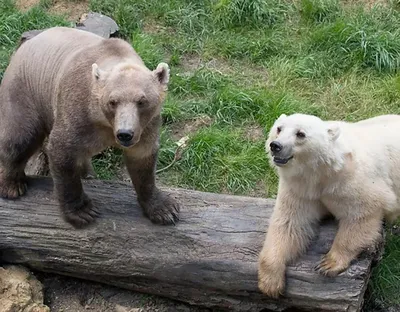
[109, 100, 118, 108]
[277, 126, 282, 134]
[296, 131, 306, 138]
[137, 98, 147, 107]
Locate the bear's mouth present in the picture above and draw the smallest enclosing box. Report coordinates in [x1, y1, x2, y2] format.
[118, 141, 135, 147]
[273, 155, 293, 166]
[117, 141, 137, 149]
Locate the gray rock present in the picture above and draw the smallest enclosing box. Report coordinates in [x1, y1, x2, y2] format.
[0, 265, 50, 312]
[18, 12, 119, 49]
[76, 12, 119, 38]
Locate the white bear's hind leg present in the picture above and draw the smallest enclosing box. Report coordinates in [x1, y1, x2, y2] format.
[386, 210, 400, 223]
[316, 210, 383, 276]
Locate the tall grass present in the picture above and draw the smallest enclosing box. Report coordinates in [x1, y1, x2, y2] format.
[213, 0, 290, 28]
[298, 0, 340, 23]
[0, 1, 70, 80]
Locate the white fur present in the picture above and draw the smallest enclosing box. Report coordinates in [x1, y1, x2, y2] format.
[258, 113, 400, 297]
[266, 113, 400, 220]
[154, 62, 170, 85]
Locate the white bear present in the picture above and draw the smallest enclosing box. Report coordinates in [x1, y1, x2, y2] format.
[258, 113, 400, 298]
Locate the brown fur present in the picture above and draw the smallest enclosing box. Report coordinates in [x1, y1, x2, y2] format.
[0, 27, 180, 228]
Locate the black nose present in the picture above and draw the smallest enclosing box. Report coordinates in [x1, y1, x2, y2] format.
[116, 130, 133, 142]
[270, 141, 283, 153]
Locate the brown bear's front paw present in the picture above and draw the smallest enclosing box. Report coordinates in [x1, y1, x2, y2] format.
[258, 260, 286, 298]
[315, 251, 350, 277]
[61, 194, 100, 229]
[0, 179, 27, 199]
[140, 191, 180, 225]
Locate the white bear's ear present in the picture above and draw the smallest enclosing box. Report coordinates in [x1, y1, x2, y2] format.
[328, 125, 341, 141]
[92, 63, 106, 81]
[153, 62, 170, 86]
[276, 113, 287, 122]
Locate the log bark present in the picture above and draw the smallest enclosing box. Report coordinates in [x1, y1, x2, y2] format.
[0, 177, 381, 312]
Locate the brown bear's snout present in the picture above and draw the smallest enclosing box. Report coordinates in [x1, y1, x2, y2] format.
[116, 129, 134, 145]
[270, 141, 283, 154]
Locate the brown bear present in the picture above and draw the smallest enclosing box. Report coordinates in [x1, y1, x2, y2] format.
[0, 27, 180, 228]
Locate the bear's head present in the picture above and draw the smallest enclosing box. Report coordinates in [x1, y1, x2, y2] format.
[91, 61, 170, 148]
[266, 113, 341, 170]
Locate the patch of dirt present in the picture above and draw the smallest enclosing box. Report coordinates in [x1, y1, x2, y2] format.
[15, 0, 89, 21]
[244, 124, 265, 142]
[171, 115, 213, 141]
[48, 0, 89, 21]
[15, 0, 40, 11]
[179, 54, 269, 87]
[179, 55, 204, 73]
[35, 271, 210, 312]
[142, 21, 175, 36]
[0, 265, 49, 312]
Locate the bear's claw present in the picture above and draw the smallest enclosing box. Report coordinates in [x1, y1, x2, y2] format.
[315, 252, 348, 277]
[62, 194, 101, 228]
[0, 180, 27, 199]
[140, 191, 180, 225]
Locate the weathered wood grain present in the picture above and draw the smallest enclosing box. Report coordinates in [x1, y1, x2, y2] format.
[0, 177, 379, 312]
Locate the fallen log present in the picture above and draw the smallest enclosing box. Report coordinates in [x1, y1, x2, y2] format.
[0, 177, 381, 312]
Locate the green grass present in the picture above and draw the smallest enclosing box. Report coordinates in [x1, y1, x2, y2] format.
[366, 224, 400, 310]
[1, 0, 400, 309]
[0, 0, 71, 80]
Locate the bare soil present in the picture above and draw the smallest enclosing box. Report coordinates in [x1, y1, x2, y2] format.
[15, 0, 40, 11]
[35, 272, 210, 312]
[48, 0, 89, 21]
[170, 115, 213, 141]
[15, 0, 89, 21]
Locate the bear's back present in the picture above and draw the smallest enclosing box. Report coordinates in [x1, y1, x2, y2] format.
[2, 27, 144, 110]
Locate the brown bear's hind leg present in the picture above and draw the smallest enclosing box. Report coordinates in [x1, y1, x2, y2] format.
[0, 127, 45, 199]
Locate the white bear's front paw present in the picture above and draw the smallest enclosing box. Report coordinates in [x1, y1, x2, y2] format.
[315, 251, 350, 277]
[258, 259, 286, 298]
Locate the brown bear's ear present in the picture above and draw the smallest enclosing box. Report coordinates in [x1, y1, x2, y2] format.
[153, 63, 170, 87]
[92, 63, 106, 81]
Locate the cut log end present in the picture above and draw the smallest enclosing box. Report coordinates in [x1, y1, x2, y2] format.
[0, 176, 381, 312]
